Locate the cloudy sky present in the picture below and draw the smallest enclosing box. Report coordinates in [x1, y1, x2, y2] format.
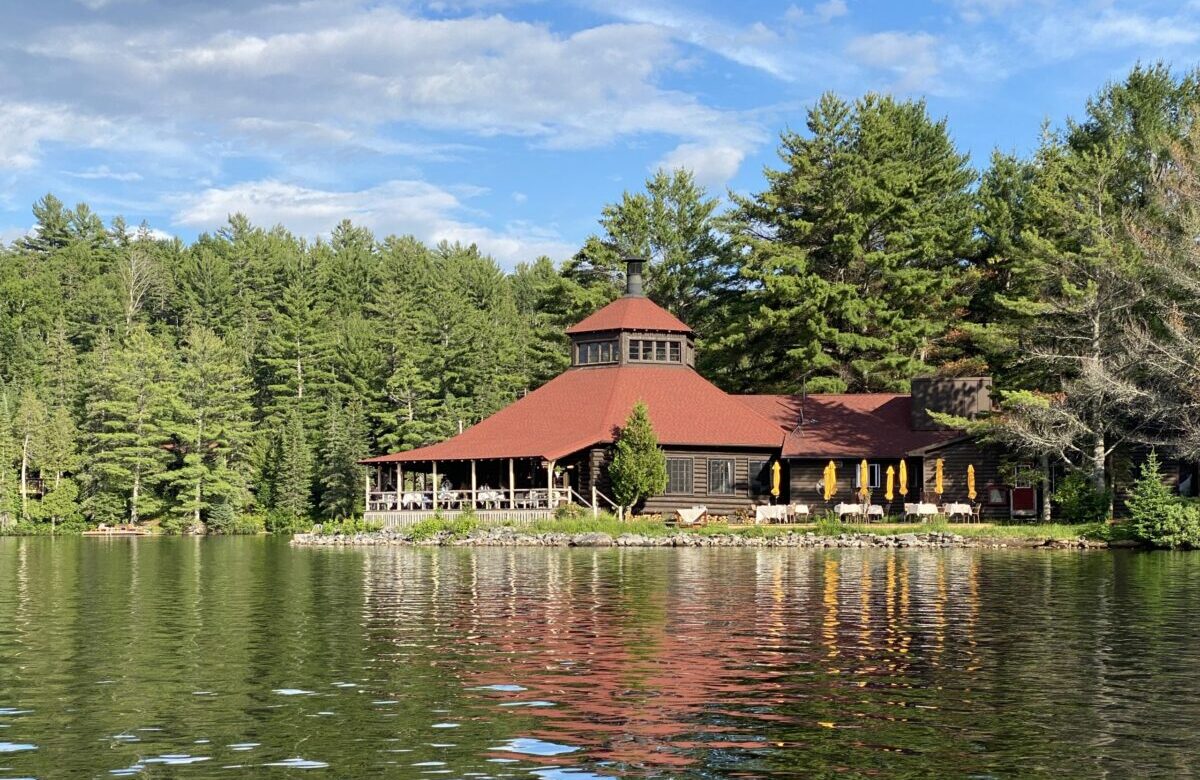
[1, 0, 1196, 265]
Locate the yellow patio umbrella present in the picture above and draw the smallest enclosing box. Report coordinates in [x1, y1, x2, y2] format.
[885, 465, 895, 501]
[823, 460, 837, 500]
[771, 461, 782, 498]
[898, 460, 908, 497]
[934, 458, 945, 497]
[859, 459, 870, 499]
[967, 464, 977, 501]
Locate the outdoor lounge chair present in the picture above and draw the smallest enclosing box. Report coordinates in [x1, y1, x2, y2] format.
[676, 506, 708, 527]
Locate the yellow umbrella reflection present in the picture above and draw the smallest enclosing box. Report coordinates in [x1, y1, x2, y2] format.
[898, 460, 908, 497]
[824, 460, 837, 500]
[771, 461, 782, 498]
[885, 465, 895, 501]
[967, 464, 977, 501]
[934, 458, 945, 497]
[859, 459, 870, 499]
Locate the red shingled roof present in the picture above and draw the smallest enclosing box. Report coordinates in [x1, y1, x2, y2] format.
[363, 364, 784, 463]
[565, 296, 693, 335]
[738, 393, 962, 459]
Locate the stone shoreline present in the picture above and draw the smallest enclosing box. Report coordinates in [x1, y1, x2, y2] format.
[292, 527, 1123, 550]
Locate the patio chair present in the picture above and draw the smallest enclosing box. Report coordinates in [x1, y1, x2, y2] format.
[675, 506, 708, 527]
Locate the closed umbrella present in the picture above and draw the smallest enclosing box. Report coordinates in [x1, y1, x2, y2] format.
[967, 464, 977, 501]
[935, 458, 945, 497]
[885, 465, 895, 501]
[771, 461, 782, 498]
[824, 460, 837, 501]
[859, 459, 870, 499]
[898, 460, 908, 497]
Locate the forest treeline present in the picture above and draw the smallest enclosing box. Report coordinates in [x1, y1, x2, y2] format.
[3, 63, 1200, 531]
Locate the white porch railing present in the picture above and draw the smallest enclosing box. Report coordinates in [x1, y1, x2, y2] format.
[367, 488, 567, 513]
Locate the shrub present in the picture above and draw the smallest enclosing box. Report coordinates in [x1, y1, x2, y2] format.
[1128, 451, 1200, 549]
[264, 511, 314, 534]
[208, 513, 266, 535]
[1052, 470, 1111, 523]
[407, 512, 477, 541]
[814, 515, 846, 536]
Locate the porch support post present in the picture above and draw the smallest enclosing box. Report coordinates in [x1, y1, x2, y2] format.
[508, 458, 516, 509]
[546, 459, 556, 508]
[470, 460, 477, 509]
[591, 485, 598, 518]
[397, 463, 403, 493]
[364, 465, 371, 513]
[432, 462, 439, 510]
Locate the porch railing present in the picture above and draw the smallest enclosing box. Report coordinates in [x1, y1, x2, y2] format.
[367, 488, 568, 513]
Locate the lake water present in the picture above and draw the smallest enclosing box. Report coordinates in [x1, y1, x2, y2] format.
[0, 538, 1198, 778]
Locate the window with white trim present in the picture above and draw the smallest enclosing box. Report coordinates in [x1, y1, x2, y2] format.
[852, 462, 882, 490]
[666, 458, 693, 494]
[708, 458, 735, 495]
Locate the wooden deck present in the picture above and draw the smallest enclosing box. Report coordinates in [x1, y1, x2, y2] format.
[365, 508, 556, 528]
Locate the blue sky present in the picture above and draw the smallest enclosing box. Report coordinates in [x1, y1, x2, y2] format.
[1, 0, 1197, 266]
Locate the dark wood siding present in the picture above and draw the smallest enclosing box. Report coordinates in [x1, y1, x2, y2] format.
[921, 439, 1011, 520]
[583, 444, 782, 517]
[788, 458, 920, 517]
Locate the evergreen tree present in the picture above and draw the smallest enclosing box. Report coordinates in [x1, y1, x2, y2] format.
[81, 326, 179, 525]
[14, 386, 48, 522]
[608, 401, 668, 511]
[725, 92, 977, 392]
[0, 385, 17, 527]
[35, 405, 81, 530]
[157, 326, 255, 530]
[318, 398, 369, 519]
[272, 405, 313, 519]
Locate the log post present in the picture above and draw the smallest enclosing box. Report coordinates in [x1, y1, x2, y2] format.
[432, 462, 439, 511]
[546, 459, 556, 509]
[509, 458, 516, 509]
[470, 460, 477, 509]
[364, 466, 371, 513]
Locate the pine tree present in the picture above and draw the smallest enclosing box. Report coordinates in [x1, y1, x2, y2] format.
[35, 405, 81, 530]
[257, 253, 333, 429]
[318, 398, 369, 519]
[82, 326, 179, 525]
[725, 92, 977, 392]
[273, 405, 313, 519]
[0, 385, 18, 527]
[156, 326, 255, 530]
[608, 401, 668, 512]
[14, 386, 48, 522]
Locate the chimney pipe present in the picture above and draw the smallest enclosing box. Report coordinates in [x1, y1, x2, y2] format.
[624, 257, 645, 297]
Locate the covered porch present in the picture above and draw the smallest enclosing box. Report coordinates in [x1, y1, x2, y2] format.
[363, 454, 617, 527]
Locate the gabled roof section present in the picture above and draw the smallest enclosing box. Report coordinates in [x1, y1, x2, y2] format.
[738, 393, 963, 459]
[363, 364, 784, 464]
[565, 296, 693, 336]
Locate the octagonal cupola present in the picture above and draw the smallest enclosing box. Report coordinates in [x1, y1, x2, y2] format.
[565, 258, 695, 368]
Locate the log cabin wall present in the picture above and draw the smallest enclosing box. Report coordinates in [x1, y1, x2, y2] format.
[585, 445, 782, 517]
[921, 439, 1010, 520]
[788, 458, 923, 518]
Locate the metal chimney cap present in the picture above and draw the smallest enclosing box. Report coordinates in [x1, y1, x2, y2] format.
[624, 257, 645, 297]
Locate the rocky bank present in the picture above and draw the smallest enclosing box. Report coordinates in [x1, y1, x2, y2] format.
[292, 526, 1117, 550]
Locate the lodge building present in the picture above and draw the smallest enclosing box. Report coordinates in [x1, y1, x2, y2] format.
[361, 260, 1019, 525]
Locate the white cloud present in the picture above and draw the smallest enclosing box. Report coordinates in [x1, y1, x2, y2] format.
[65, 165, 143, 182]
[846, 31, 940, 92]
[656, 142, 746, 189]
[0, 102, 91, 169]
[814, 0, 848, 23]
[173, 179, 574, 265]
[25, 9, 754, 152]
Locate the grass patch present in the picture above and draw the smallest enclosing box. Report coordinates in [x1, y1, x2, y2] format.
[525, 513, 672, 537]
